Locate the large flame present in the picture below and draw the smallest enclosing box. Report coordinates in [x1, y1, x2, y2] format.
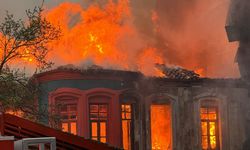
[42, 1, 172, 76]
[21, 0, 239, 78]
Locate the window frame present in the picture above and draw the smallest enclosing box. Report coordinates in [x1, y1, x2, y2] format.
[200, 100, 220, 150]
[121, 103, 135, 150]
[59, 103, 78, 135]
[150, 102, 173, 150]
[89, 103, 109, 143]
[55, 101, 78, 135]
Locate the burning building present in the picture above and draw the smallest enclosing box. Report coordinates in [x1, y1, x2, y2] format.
[3, 0, 248, 149]
[33, 65, 250, 150]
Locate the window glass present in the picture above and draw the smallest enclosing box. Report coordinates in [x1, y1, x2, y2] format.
[59, 104, 77, 135]
[70, 122, 77, 135]
[62, 123, 68, 132]
[89, 104, 108, 143]
[121, 104, 133, 150]
[200, 102, 220, 150]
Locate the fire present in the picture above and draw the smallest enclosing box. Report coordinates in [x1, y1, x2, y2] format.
[0, 0, 241, 78]
[5, 110, 24, 117]
[36, 0, 240, 78]
[46, 1, 130, 69]
[151, 104, 172, 150]
[43, 1, 167, 76]
[194, 68, 205, 77]
[21, 49, 33, 62]
[87, 33, 104, 54]
[200, 107, 218, 149]
[137, 47, 165, 76]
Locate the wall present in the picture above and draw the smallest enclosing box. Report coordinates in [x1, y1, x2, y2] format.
[36, 70, 250, 150]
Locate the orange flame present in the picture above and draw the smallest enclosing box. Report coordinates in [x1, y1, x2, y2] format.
[151, 104, 172, 150]
[194, 68, 205, 77]
[42, 1, 167, 76]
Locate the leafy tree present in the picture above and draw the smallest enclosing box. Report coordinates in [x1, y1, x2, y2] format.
[0, 5, 60, 72]
[0, 3, 61, 122]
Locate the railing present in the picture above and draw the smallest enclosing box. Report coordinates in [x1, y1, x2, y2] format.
[0, 113, 120, 150]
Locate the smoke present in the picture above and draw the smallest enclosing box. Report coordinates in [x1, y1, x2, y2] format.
[142, 0, 239, 78]
[0, 0, 240, 77]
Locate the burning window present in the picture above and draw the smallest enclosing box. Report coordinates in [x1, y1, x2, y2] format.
[121, 104, 133, 150]
[151, 104, 172, 150]
[89, 104, 108, 143]
[59, 104, 77, 135]
[200, 101, 220, 150]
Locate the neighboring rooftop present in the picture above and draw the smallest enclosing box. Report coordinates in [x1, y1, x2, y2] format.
[0, 113, 120, 150]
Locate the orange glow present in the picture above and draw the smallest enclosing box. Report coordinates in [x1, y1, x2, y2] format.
[0, 1, 240, 78]
[91, 122, 98, 137]
[46, 1, 131, 69]
[43, 0, 239, 77]
[122, 120, 130, 150]
[100, 122, 106, 136]
[5, 110, 24, 117]
[70, 122, 77, 135]
[151, 104, 172, 150]
[100, 122, 107, 143]
[62, 123, 68, 132]
[137, 47, 165, 76]
[195, 68, 205, 77]
[121, 104, 132, 150]
[209, 122, 216, 149]
[21, 49, 33, 62]
[200, 107, 218, 150]
[43, 1, 170, 76]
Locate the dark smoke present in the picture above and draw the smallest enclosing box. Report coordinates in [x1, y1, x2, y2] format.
[132, 0, 239, 78]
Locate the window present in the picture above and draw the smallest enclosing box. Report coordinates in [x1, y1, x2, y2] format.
[89, 104, 108, 143]
[121, 104, 133, 150]
[200, 101, 220, 150]
[59, 104, 77, 135]
[151, 104, 172, 150]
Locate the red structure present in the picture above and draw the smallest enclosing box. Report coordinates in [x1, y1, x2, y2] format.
[0, 136, 14, 150]
[0, 113, 120, 150]
[33, 68, 141, 148]
[49, 87, 122, 146]
[32, 67, 250, 150]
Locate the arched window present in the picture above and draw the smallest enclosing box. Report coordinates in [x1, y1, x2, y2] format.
[49, 88, 82, 136]
[151, 102, 172, 150]
[89, 103, 108, 143]
[200, 100, 220, 150]
[88, 95, 111, 143]
[55, 96, 78, 135]
[120, 92, 140, 150]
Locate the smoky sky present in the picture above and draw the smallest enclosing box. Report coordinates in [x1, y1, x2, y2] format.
[0, 0, 239, 77]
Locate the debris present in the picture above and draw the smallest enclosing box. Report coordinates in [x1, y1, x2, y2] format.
[155, 63, 200, 80]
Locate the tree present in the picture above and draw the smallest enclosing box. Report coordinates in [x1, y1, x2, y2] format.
[0, 5, 61, 72]
[0, 3, 61, 122]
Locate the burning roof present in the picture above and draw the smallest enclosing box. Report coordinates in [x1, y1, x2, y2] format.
[155, 63, 200, 80]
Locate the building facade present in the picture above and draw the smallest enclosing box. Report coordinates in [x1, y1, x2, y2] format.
[34, 67, 250, 150]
